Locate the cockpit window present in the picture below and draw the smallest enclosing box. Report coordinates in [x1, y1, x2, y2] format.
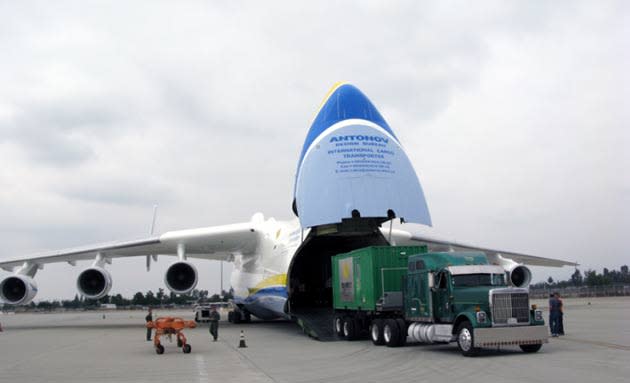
[452, 273, 506, 287]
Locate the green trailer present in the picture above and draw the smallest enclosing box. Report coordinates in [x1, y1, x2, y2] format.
[331, 246, 427, 339]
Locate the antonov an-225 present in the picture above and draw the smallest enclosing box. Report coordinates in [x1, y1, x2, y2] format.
[0, 83, 575, 337]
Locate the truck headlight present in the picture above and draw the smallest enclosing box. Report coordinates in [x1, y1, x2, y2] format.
[476, 311, 487, 323]
[534, 310, 543, 322]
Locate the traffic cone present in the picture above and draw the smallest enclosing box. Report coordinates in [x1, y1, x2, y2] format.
[238, 330, 247, 348]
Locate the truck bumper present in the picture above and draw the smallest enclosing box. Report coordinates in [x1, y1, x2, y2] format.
[474, 325, 548, 347]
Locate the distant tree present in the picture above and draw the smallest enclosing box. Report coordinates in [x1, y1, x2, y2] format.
[570, 269, 583, 286]
[621, 265, 629, 275]
[146, 290, 159, 306]
[132, 292, 146, 306]
[222, 288, 234, 301]
[156, 288, 165, 305]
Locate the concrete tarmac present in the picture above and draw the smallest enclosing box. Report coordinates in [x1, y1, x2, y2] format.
[0, 297, 629, 383]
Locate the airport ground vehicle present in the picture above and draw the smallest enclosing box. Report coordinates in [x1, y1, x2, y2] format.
[332, 246, 548, 356]
[146, 317, 196, 354]
[194, 302, 231, 323]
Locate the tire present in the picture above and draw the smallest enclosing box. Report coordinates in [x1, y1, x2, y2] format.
[243, 311, 251, 323]
[456, 322, 480, 356]
[183, 344, 192, 354]
[334, 315, 345, 338]
[370, 319, 385, 346]
[233, 311, 241, 324]
[384, 319, 401, 347]
[343, 317, 357, 340]
[395, 318, 407, 347]
[520, 344, 543, 353]
[155, 344, 164, 355]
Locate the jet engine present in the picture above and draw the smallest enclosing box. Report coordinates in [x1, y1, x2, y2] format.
[77, 267, 113, 299]
[506, 264, 532, 288]
[165, 261, 198, 294]
[0, 275, 38, 305]
[494, 255, 532, 288]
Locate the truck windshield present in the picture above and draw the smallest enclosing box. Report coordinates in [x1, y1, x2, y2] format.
[452, 273, 505, 287]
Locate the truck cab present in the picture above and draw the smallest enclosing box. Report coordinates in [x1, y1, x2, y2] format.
[405, 252, 547, 355]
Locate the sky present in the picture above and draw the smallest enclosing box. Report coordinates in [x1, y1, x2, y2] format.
[0, 1, 628, 301]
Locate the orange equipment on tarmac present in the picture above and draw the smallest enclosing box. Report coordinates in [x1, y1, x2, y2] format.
[146, 316, 197, 354]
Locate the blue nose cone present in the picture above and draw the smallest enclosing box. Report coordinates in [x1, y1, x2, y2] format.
[294, 83, 432, 228]
[297, 83, 398, 169]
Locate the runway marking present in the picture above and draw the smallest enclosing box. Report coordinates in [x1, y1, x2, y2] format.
[557, 337, 630, 351]
[195, 354, 209, 383]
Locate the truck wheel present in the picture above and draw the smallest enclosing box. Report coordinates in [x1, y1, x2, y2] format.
[370, 319, 385, 345]
[456, 322, 480, 356]
[343, 317, 357, 340]
[395, 318, 407, 347]
[384, 319, 401, 347]
[334, 316, 345, 338]
[520, 344, 542, 353]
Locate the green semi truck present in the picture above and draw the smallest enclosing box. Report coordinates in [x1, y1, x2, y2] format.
[332, 246, 548, 356]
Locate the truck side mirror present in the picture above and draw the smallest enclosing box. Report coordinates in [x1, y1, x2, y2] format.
[428, 273, 435, 288]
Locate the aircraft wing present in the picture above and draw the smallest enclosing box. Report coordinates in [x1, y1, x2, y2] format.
[0, 222, 260, 271]
[390, 229, 577, 267]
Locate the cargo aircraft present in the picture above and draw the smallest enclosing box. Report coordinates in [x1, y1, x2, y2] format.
[0, 83, 575, 335]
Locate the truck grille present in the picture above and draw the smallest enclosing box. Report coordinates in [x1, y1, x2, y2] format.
[491, 291, 530, 325]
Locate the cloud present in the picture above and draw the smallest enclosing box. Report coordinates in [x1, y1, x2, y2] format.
[0, 1, 627, 299]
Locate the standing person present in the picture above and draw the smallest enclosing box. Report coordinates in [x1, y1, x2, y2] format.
[549, 293, 561, 337]
[556, 293, 565, 335]
[145, 308, 153, 341]
[209, 305, 220, 341]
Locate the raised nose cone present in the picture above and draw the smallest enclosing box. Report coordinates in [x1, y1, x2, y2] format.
[294, 83, 432, 228]
[298, 83, 397, 168]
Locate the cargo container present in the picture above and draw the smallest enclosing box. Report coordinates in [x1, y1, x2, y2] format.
[332, 246, 427, 312]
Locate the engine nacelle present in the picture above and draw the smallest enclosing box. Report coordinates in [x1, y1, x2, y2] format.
[165, 261, 198, 294]
[506, 264, 532, 288]
[77, 267, 113, 299]
[0, 275, 38, 305]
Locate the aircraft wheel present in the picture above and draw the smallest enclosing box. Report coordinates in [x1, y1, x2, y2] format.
[156, 344, 164, 355]
[183, 344, 192, 354]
